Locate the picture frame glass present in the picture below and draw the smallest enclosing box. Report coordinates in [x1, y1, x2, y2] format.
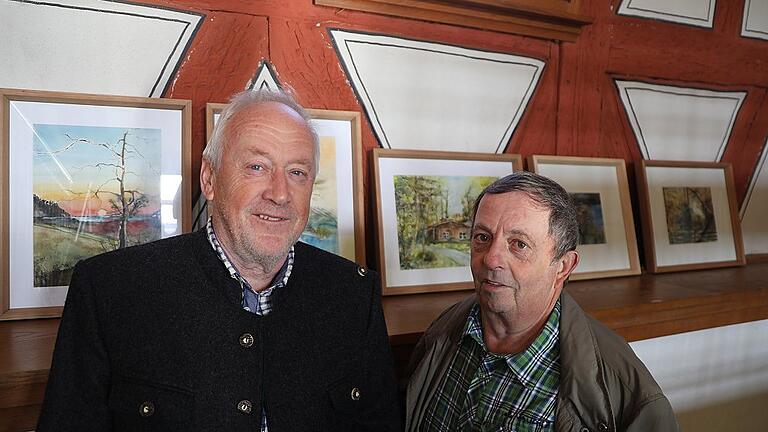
[303, 116, 356, 260]
[8, 100, 184, 311]
[536, 163, 633, 275]
[646, 166, 737, 267]
[377, 155, 517, 291]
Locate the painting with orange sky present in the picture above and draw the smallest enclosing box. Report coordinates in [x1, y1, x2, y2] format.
[300, 136, 338, 253]
[32, 124, 162, 287]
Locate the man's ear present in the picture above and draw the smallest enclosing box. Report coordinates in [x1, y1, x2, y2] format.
[200, 158, 215, 201]
[554, 250, 579, 290]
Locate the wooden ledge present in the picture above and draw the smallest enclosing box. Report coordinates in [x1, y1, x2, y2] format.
[315, 0, 591, 42]
[383, 262, 768, 345]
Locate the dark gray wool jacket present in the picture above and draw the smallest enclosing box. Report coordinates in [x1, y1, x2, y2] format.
[406, 292, 680, 432]
[37, 229, 401, 431]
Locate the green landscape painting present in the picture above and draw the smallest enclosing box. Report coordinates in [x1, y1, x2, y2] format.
[394, 175, 496, 270]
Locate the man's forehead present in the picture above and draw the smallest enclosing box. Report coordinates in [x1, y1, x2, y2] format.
[475, 193, 551, 232]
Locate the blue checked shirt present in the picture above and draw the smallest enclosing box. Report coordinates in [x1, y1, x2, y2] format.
[421, 300, 561, 431]
[206, 217, 294, 431]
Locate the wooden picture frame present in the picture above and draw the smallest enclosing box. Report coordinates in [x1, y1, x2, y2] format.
[371, 148, 522, 295]
[203, 103, 366, 265]
[1, 88, 192, 320]
[529, 155, 641, 280]
[636, 160, 746, 273]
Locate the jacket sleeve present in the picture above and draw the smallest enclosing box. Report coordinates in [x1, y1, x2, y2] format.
[625, 394, 680, 432]
[37, 260, 112, 431]
[354, 272, 402, 431]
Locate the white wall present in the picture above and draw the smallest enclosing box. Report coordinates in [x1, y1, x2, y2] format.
[631, 319, 768, 431]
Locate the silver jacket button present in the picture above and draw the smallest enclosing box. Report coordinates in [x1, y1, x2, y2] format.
[239, 333, 254, 348]
[237, 399, 252, 414]
[357, 266, 367, 277]
[350, 387, 361, 401]
[139, 401, 155, 417]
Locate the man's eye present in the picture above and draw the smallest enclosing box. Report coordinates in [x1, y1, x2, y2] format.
[290, 169, 307, 177]
[250, 164, 263, 171]
[473, 233, 489, 242]
[513, 240, 528, 250]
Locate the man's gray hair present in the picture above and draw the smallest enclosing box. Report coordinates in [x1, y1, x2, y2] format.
[472, 171, 579, 261]
[202, 89, 319, 173]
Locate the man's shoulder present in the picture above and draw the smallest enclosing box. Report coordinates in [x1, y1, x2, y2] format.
[293, 240, 371, 277]
[77, 230, 204, 271]
[561, 293, 665, 397]
[422, 294, 476, 341]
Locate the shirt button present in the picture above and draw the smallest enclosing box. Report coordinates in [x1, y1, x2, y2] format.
[350, 387, 361, 401]
[239, 333, 254, 348]
[357, 266, 367, 277]
[598, 423, 609, 432]
[237, 399, 252, 414]
[139, 401, 155, 417]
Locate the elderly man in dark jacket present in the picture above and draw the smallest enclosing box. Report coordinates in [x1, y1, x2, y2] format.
[406, 172, 678, 431]
[38, 90, 401, 431]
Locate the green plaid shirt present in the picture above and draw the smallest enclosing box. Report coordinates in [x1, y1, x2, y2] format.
[420, 300, 561, 432]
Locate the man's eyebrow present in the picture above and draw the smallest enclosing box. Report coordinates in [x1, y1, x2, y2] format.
[505, 228, 536, 248]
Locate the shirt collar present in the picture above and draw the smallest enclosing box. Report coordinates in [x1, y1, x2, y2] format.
[463, 299, 561, 382]
[205, 217, 294, 290]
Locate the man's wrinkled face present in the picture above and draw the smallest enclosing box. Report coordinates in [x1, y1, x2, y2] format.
[201, 102, 315, 270]
[470, 192, 572, 332]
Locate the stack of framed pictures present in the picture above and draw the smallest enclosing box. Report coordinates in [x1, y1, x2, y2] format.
[1, 88, 192, 319]
[529, 155, 641, 280]
[370, 149, 522, 295]
[636, 160, 746, 273]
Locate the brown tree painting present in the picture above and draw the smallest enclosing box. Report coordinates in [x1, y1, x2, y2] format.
[662, 186, 718, 244]
[33, 124, 162, 287]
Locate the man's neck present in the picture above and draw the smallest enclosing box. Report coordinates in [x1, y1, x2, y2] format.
[211, 219, 288, 292]
[480, 310, 550, 355]
[229, 253, 286, 292]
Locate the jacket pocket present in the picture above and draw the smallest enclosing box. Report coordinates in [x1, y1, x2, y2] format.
[108, 375, 193, 432]
[326, 375, 364, 431]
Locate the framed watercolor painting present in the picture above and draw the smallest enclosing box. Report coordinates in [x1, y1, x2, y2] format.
[1, 88, 192, 320]
[636, 160, 746, 273]
[371, 149, 522, 295]
[204, 103, 366, 265]
[529, 155, 641, 280]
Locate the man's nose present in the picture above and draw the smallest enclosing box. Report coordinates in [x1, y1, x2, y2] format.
[263, 171, 289, 205]
[482, 238, 506, 270]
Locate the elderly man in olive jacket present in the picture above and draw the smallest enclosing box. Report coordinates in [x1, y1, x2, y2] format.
[406, 172, 678, 431]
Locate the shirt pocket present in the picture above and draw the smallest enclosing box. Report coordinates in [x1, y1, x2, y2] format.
[108, 375, 193, 432]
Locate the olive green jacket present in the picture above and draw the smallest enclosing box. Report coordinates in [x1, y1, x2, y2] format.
[405, 292, 679, 432]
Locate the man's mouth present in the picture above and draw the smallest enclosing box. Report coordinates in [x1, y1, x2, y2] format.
[256, 213, 288, 222]
[483, 279, 508, 288]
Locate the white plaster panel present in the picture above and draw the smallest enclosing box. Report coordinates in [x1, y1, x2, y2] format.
[329, 29, 544, 153]
[615, 80, 746, 161]
[0, 0, 202, 97]
[617, 0, 716, 28]
[740, 138, 768, 254]
[742, 0, 768, 41]
[631, 319, 768, 412]
[247, 60, 282, 91]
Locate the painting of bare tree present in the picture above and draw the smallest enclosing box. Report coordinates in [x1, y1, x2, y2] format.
[32, 124, 162, 287]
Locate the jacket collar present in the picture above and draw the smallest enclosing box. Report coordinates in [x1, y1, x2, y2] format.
[555, 291, 614, 430]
